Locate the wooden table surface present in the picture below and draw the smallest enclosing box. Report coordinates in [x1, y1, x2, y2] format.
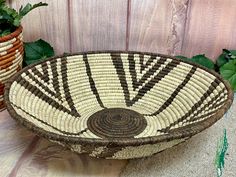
[0, 110, 127, 177]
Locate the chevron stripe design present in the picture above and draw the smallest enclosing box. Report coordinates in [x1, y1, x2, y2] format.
[8, 52, 229, 140]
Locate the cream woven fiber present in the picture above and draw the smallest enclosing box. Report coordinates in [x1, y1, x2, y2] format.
[5, 52, 233, 159]
[0, 27, 23, 110]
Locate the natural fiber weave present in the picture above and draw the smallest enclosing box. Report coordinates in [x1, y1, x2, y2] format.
[0, 26, 23, 110]
[4, 51, 233, 159]
[0, 46, 23, 61]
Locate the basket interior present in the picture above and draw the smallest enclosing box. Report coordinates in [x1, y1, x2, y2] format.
[7, 52, 230, 140]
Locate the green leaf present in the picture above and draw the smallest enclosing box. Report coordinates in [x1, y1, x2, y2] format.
[227, 50, 236, 56]
[0, 0, 5, 6]
[13, 16, 21, 26]
[220, 60, 236, 91]
[0, 6, 19, 22]
[191, 54, 215, 70]
[216, 54, 228, 68]
[19, 2, 48, 18]
[175, 54, 215, 70]
[217, 49, 236, 68]
[24, 39, 54, 66]
[175, 55, 189, 61]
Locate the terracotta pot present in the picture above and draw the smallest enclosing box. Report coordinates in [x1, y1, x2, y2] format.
[0, 26, 23, 110]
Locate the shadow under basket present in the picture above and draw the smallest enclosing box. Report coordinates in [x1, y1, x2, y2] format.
[0, 26, 23, 110]
[4, 51, 233, 159]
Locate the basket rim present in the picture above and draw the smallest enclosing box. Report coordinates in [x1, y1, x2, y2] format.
[4, 51, 234, 146]
[0, 26, 22, 43]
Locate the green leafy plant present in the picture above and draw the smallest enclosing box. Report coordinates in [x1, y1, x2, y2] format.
[24, 39, 54, 66]
[0, 0, 47, 36]
[176, 49, 236, 92]
[176, 54, 215, 70]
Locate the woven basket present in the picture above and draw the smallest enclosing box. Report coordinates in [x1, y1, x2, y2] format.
[0, 26, 23, 110]
[4, 51, 233, 159]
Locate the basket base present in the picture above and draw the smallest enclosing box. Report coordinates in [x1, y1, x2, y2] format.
[87, 108, 147, 138]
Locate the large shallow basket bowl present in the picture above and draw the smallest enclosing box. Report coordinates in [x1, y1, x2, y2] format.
[4, 51, 233, 159]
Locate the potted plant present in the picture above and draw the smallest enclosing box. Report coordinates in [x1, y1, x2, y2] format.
[0, 0, 47, 110]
